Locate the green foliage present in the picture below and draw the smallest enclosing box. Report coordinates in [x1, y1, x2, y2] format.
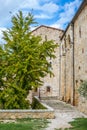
[0, 118, 49, 130]
[78, 80, 87, 98]
[0, 84, 29, 109]
[0, 11, 57, 109]
[68, 118, 87, 130]
[31, 97, 46, 109]
[0, 46, 6, 87]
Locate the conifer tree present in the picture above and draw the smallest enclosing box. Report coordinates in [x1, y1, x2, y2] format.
[0, 11, 57, 109]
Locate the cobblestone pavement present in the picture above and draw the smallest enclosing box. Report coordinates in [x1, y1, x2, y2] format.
[42, 100, 87, 130]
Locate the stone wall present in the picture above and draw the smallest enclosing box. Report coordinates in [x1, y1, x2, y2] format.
[0, 109, 54, 119]
[74, 4, 87, 105]
[60, 1, 87, 110]
[32, 25, 63, 99]
[60, 25, 74, 104]
[78, 96, 87, 115]
[30, 1, 87, 114]
[0, 97, 54, 119]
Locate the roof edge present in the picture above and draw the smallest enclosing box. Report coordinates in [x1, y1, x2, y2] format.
[31, 25, 64, 33]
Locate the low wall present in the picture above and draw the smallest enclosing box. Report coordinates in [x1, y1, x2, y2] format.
[78, 96, 87, 115]
[0, 97, 55, 119]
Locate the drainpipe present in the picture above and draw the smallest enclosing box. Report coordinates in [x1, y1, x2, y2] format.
[59, 42, 61, 99]
[71, 22, 75, 106]
[64, 35, 66, 102]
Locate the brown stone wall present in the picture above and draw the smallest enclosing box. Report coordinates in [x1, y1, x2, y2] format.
[60, 2, 87, 109]
[32, 26, 63, 98]
[0, 97, 54, 119]
[0, 109, 54, 119]
[60, 25, 74, 104]
[74, 5, 87, 105]
[78, 96, 87, 115]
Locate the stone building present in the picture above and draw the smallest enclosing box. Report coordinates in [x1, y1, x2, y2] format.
[31, 0, 87, 114]
[32, 25, 64, 99]
[60, 0, 87, 114]
[59, 25, 74, 105]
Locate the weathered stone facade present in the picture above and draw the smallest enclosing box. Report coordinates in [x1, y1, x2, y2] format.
[31, 0, 87, 114]
[60, 0, 87, 114]
[60, 25, 74, 105]
[32, 25, 64, 99]
[74, 2, 87, 106]
[78, 96, 87, 115]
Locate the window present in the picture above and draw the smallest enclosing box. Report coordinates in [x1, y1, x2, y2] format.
[82, 48, 84, 53]
[78, 66, 81, 70]
[34, 87, 37, 92]
[76, 80, 78, 85]
[67, 35, 71, 45]
[79, 26, 81, 38]
[46, 86, 51, 92]
[80, 79, 83, 83]
[45, 35, 47, 41]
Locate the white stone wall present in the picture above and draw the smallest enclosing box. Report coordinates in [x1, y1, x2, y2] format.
[32, 26, 63, 98]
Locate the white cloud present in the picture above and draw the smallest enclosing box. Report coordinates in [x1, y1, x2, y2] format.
[0, 0, 59, 26]
[49, 23, 62, 29]
[20, 0, 39, 10]
[34, 14, 52, 19]
[0, 0, 82, 31]
[50, 0, 82, 29]
[21, 0, 59, 12]
[41, 2, 59, 14]
[21, 1, 59, 15]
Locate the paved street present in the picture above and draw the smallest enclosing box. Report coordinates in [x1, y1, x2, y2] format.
[42, 100, 87, 130]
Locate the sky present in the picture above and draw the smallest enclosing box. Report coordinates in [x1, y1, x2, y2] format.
[0, 0, 82, 43]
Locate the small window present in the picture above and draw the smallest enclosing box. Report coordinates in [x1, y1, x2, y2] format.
[76, 80, 78, 85]
[80, 79, 83, 83]
[79, 26, 81, 38]
[45, 35, 47, 41]
[34, 87, 37, 92]
[78, 66, 81, 70]
[82, 48, 84, 53]
[46, 86, 50, 92]
[67, 35, 71, 45]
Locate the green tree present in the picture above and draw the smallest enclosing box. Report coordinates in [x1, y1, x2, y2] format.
[78, 81, 87, 99]
[0, 11, 57, 109]
[0, 45, 4, 87]
[0, 45, 7, 88]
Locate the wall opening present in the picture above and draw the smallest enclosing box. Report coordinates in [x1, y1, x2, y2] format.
[79, 26, 81, 38]
[46, 86, 51, 92]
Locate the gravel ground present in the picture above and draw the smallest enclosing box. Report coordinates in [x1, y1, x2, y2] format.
[42, 100, 87, 130]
